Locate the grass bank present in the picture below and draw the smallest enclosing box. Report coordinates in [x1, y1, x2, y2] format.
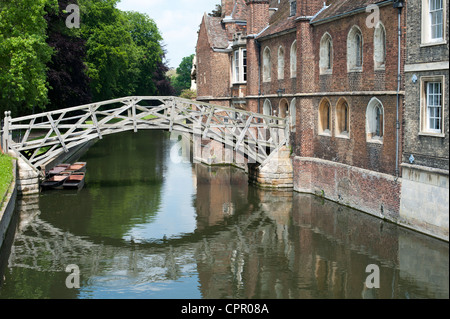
[0, 154, 14, 205]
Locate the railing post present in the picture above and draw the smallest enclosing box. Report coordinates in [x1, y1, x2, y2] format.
[2, 111, 11, 153]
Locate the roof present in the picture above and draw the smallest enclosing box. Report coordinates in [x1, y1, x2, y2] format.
[311, 0, 392, 24]
[257, 0, 296, 39]
[231, 0, 247, 21]
[204, 14, 230, 50]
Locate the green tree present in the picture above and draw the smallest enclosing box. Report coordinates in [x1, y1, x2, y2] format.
[0, 0, 58, 117]
[172, 54, 194, 96]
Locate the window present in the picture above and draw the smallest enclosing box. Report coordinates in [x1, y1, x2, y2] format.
[319, 98, 331, 135]
[278, 46, 285, 79]
[319, 33, 333, 74]
[290, 41, 297, 78]
[263, 47, 271, 82]
[366, 98, 384, 142]
[422, 0, 446, 44]
[374, 23, 386, 69]
[289, 1, 297, 17]
[263, 99, 273, 117]
[430, 0, 444, 40]
[232, 48, 247, 83]
[347, 26, 363, 71]
[234, 51, 240, 83]
[279, 99, 288, 124]
[243, 49, 247, 82]
[421, 76, 445, 135]
[336, 99, 350, 137]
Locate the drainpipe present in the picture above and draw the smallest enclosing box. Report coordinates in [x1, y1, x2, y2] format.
[255, 37, 262, 116]
[393, 0, 403, 179]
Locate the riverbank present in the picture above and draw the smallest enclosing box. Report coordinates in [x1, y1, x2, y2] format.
[0, 154, 13, 204]
[0, 154, 16, 250]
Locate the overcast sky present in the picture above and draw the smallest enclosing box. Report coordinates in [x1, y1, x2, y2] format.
[117, 0, 218, 69]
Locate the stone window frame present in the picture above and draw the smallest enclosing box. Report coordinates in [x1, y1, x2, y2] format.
[290, 40, 297, 78]
[421, 0, 447, 46]
[335, 98, 350, 139]
[318, 98, 332, 136]
[263, 46, 272, 82]
[263, 98, 273, 117]
[366, 97, 384, 144]
[319, 32, 333, 75]
[419, 75, 446, 137]
[278, 45, 285, 80]
[373, 22, 386, 70]
[290, 98, 296, 132]
[347, 25, 364, 72]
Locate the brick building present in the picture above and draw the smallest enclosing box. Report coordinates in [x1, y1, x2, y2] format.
[195, 0, 448, 240]
[400, 0, 449, 239]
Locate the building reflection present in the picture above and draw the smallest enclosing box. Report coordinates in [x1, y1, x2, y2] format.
[192, 163, 449, 299]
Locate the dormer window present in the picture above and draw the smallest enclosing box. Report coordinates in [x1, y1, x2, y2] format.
[289, 1, 297, 17]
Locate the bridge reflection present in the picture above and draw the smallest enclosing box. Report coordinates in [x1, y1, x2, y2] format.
[0, 164, 448, 299]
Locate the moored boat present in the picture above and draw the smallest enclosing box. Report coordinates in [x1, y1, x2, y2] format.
[62, 172, 86, 189]
[47, 164, 70, 177]
[40, 173, 70, 190]
[66, 162, 87, 173]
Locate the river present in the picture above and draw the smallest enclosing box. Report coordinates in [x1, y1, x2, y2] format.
[0, 130, 448, 299]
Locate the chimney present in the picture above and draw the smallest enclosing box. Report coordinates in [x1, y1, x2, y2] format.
[245, 0, 270, 35]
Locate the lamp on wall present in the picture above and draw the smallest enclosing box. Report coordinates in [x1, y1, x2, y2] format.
[276, 88, 285, 97]
[393, 0, 404, 8]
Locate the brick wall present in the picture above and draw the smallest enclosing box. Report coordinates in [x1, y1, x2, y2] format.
[291, 4, 406, 176]
[293, 156, 402, 221]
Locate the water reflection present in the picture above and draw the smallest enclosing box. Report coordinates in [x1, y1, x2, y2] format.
[0, 131, 448, 299]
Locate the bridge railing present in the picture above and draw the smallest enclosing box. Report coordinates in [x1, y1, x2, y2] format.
[2, 96, 289, 171]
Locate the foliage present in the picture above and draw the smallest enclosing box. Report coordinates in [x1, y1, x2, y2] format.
[0, 0, 58, 117]
[172, 54, 195, 96]
[0, 0, 174, 117]
[179, 89, 197, 100]
[78, 0, 173, 101]
[208, 4, 222, 17]
[0, 154, 13, 204]
[45, 0, 92, 110]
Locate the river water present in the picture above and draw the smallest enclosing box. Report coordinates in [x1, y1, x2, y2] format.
[0, 130, 448, 299]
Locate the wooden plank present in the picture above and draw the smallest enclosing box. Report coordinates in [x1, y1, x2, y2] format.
[46, 113, 68, 153]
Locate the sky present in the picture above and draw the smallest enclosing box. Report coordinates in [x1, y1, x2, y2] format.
[117, 0, 218, 69]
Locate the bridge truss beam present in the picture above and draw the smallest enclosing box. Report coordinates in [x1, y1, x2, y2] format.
[2, 96, 289, 172]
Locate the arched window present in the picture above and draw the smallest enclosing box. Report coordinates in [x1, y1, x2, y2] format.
[320, 33, 333, 74]
[290, 40, 297, 78]
[279, 99, 288, 118]
[374, 22, 386, 69]
[319, 98, 331, 135]
[347, 26, 363, 71]
[336, 98, 350, 137]
[263, 99, 272, 116]
[366, 97, 384, 142]
[278, 46, 285, 80]
[290, 98, 296, 132]
[263, 47, 271, 82]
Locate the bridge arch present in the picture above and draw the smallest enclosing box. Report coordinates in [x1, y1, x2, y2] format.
[2, 96, 290, 175]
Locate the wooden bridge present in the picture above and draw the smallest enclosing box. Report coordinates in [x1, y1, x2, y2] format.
[2, 96, 290, 174]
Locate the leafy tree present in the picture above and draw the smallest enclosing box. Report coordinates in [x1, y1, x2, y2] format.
[208, 4, 222, 17]
[45, 0, 92, 110]
[0, 0, 58, 117]
[172, 54, 194, 96]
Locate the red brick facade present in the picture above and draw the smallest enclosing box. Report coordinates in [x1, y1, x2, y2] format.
[195, 0, 406, 220]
